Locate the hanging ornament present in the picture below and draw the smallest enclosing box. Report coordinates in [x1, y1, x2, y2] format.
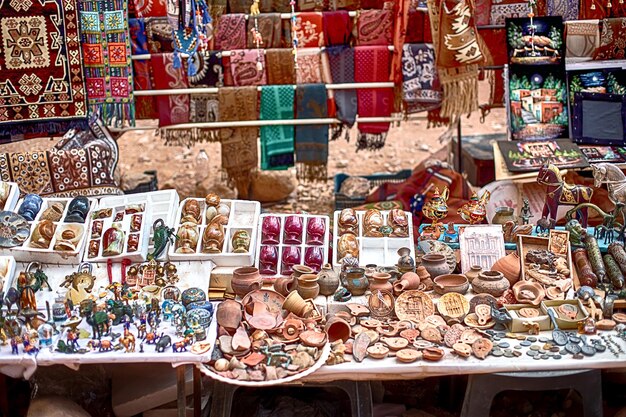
[590, 0, 596, 9]
[290, 0, 299, 69]
[608, 0, 612, 7]
[250, 0, 263, 71]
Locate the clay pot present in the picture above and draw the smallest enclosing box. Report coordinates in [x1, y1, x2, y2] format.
[344, 267, 369, 296]
[416, 266, 431, 281]
[420, 253, 450, 278]
[283, 291, 309, 316]
[317, 264, 340, 296]
[274, 276, 298, 296]
[297, 274, 320, 299]
[512, 281, 545, 305]
[465, 265, 482, 283]
[393, 272, 420, 295]
[370, 272, 393, 293]
[231, 267, 263, 298]
[434, 274, 469, 295]
[397, 247, 415, 274]
[216, 299, 243, 330]
[365, 264, 377, 285]
[491, 253, 521, 285]
[292, 265, 314, 279]
[471, 270, 510, 297]
[491, 206, 517, 225]
[325, 316, 352, 343]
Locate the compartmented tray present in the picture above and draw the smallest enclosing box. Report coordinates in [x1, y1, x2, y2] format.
[85, 196, 153, 262]
[541, 299, 588, 330]
[504, 304, 551, 333]
[0, 182, 19, 212]
[518, 234, 575, 295]
[458, 225, 505, 274]
[100, 190, 180, 261]
[254, 213, 330, 279]
[168, 198, 260, 266]
[2, 197, 96, 263]
[0, 256, 16, 294]
[331, 209, 415, 268]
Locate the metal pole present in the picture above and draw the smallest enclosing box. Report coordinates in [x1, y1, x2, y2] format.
[177, 366, 186, 417]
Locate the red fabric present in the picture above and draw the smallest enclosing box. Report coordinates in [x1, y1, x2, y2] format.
[133, 0, 167, 17]
[423, 12, 433, 43]
[357, 9, 394, 45]
[151, 53, 189, 127]
[222, 56, 234, 86]
[478, 28, 507, 66]
[360, 0, 386, 8]
[594, 18, 626, 59]
[406, 9, 425, 43]
[132, 60, 158, 119]
[295, 12, 325, 47]
[392, 0, 410, 90]
[474, 0, 492, 25]
[323, 11, 352, 46]
[355, 46, 393, 134]
[491, 68, 505, 107]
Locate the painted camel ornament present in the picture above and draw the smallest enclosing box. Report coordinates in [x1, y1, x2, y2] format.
[537, 164, 593, 227]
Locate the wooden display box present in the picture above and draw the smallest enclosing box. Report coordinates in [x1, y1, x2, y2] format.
[517, 234, 574, 284]
[540, 299, 588, 330]
[505, 304, 551, 333]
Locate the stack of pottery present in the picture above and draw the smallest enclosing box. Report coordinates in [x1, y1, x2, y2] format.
[297, 274, 320, 299]
[317, 264, 340, 296]
[231, 267, 263, 298]
[471, 270, 510, 296]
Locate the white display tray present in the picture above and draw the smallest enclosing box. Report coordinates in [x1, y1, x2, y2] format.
[4, 197, 96, 264]
[0, 182, 19, 212]
[168, 198, 260, 266]
[101, 190, 180, 261]
[331, 209, 415, 268]
[254, 213, 330, 279]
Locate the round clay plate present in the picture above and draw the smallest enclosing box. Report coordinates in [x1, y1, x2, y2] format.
[0, 211, 30, 248]
[614, 313, 626, 324]
[464, 313, 495, 329]
[199, 343, 331, 387]
[437, 293, 470, 319]
[241, 290, 286, 328]
[395, 291, 435, 323]
[396, 348, 421, 363]
[469, 294, 497, 313]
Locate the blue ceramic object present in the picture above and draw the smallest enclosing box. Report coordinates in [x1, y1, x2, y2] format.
[186, 308, 212, 329]
[64, 196, 90, 223]
[181, 287, 206, 307]
[18, 194, 43, 221]
[186, 300, 214, 315]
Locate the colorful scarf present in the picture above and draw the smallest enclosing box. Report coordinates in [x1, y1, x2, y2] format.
[151, 53, 190, 144]
[547, 0, 579, 21]
[207, 0, 227, 22]
[129, 18, 158, 120]
[489, 0, 529, 25]
[593, 18, 626, 60]
[295, 84, 329, 182]
[260, 86, 295, 170]
[354, 46, 393, 151]
[145, 17, 175, 53]
[297, 49, 323, 83]
[565, 20, 600, 61]
[401, 44, 442, 114]
[392, 0, 411, 113]
[428, 0, 482, 120]
[247, 13, 283, 48]
[478, 28, 507, 67]
[230, 49, 267, 86]
[0, 0, 88, 139]
[190, 94, 220, 143]
[266, 49, 296, 84]
[295, 12, 325, 47]
[215, 14, 246, 50]
[327, 46, 357, 140]
[323, 11, 352, 46]
[188, 51, 224, 87]
[133, 0, 167, 17]
[219, 87, 258, 198]
[79, 0, 135, 127]
[357, 9, 394, 46]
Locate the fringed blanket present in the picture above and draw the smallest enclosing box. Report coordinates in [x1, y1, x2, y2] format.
[151, 53, 190, 145]
[295, 84, 329, 182]
[401, 44, 442, 114]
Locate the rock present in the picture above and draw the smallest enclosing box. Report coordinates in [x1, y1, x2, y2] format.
[138, 155, 151, 163]
[249, 171, 296, 203]
[28, 396, 90, 417]
[119, 172, 155, 192]
[418, 144, 430, 152]
[335, 160, 349, 169]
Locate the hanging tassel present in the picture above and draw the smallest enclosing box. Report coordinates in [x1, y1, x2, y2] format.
[173, 51, 182, 69]
[188, 57, 197, 76]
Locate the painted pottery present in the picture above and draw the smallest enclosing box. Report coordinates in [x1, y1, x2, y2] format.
[512, 281, 545, 305]
[317, 264, 340, 296]
[281, 246, 301, 276]
[388, 209, 409, 237]
[130, 214, 142, 232]
[216, 299, 243, 330]
[573, 248, 598, 287]
[420, 253, 450, 278]
[261, 216, 281, 244]
[491, 253, 521, 285]
[458, 191, 490, 224]
[65, 196, 90, 223]
[297, 274, 320, 299]
[370, 272, 393, 292]
[283, 216, 303, 244]
[259, 245, 279, 275]
[127, 234, 139, 252]
[102, 224, 125, 256]
[491, 206, 517, 225]
[88, 240, 100, 258]
[181, 199, 202, 224]
[274, 276, 298, 296]
[604, 253, 625, 289]
[18, 194, 43, 222]
[232, 267, 262, 298]
[465, 265, 482, 283]
[29, 220, 56, 249]
[201, 221, 225, 253]
[181, 287, 206, 307]
[306, 217, 326, 245]
[41, 202, 65, 222]
[304, 246, 323, 272]
[338, 208, 358, 236]
[422, 187, 449, 226]
[363, 209, 384, 237]
[325, 316, 351, 342]
[344, 267, 369, 296]
[231, 230, 251, 253]
[397, 247, 416, 274]
[471, 271, 510, 296]
[434, 274, 469, 295]
[337, 234, 359, 261]
[175, 222, 199, 254]
[608, 242, 626, 275]
[91, 220, 103, 239]
[393, 272, 420, 294]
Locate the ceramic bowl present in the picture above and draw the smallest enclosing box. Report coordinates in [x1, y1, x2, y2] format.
[433, 274, 469, 295]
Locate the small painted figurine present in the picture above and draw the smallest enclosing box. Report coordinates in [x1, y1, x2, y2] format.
[10, 336, 19, 355]
[537, 164, 593, 227]
[66, 329, 79, 349]
[22, 335, 38, 355]
[519, 198, 532, 225]
[119, 328, 136, 352]
[458, 191, 490, 224]
[102, 225, 125, 257]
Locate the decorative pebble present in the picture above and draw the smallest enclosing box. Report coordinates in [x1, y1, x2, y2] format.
[533, 355, 541, 360]
[538, 349, 546, 354]
[553, 354, 562, 359]
[560, 349, 568, 355]
[550, 347, 560, 352]
[504, 351, 514, 358]
[542, 343, 554, 350]
[492, 336, 501, 341]
[512, 350, 522, 357]
[521, 341, 532, 347]
[527, 337, 537, 342]
[491, 350, 504, 357]
[573, 353, 584, 360]
[514, 345, 522, 350]
[541, 354, 550, 359]
[569, 336, 581, 344]
[516, 335, 527, 340]
[530, 345, 540, 351]
[526, 350, 538, 357]
[498, 342, 510, 348]
[539, 337, 550, 343]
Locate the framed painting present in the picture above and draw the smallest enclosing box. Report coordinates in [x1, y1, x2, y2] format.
[498, 139, 589, 172]
[572, 92, 626, 146]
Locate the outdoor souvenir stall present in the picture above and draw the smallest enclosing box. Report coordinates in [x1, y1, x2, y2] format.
[4, 0, 626, 414]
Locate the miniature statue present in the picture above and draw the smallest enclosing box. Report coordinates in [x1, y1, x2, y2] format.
[565, 219, 587, 246]
[537, 163, 593, 227]
[458, 191, 490, 224]
[102, 224, 125, 256]
[175, 222, 199, 254]
[519, 198, 532, 225]
[231, 230, 251, 253]
[201, 220, 225, 253]
[502, 221, 533, 243]
[149, 219, 176, 260]
[119, 328, 136, 352]
[10, 336, 19, 355]
[523, 321, 540, 335]
[66, 328, 79, 350]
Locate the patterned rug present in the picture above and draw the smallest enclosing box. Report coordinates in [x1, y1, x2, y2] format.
[0, 0, 88, 138]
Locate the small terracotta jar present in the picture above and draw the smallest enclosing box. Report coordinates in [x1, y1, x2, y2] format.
[420, 253, 450, 278]
[365, 264, 377, 285]
[471, 270, 510, 296]
[491, 253, 521, 285]
[292, 265, 314, 279]
[325, 316, 352, 343]
[393, 272, 421, 295]
[297, 274, 320, 299]
[344, 268, 369, 296]
[491, 206, 517, 225]
[465, 265, 482, 283]
[274, 276, 298, 296]
[231, 267, 262, 298]
[317, 264, 339, 296]
[370, 272, 393, 292]
[416, 266, 431, 281]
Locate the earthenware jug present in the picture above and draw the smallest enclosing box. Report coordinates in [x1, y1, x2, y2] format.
[292, 264, 314, 279]
[370, 272, 393, 293]
[471, 270, 510, 296]
[325, 316, 351, 343]
[420, 253, 450, 278]
[231, 267, 262, 298]
[433, 274, 469, 295]
[491, 253, 521, 285]
[465, 265, 482, 283]
[283, 291, 309, 317]
[491, 206, 517, 225]
[297, 274, 320, 299]
[317, 264, 340, 296]
[274, 276, 298, 296]
[344, 267, 369, 296]
[393, 272, 421, 294]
